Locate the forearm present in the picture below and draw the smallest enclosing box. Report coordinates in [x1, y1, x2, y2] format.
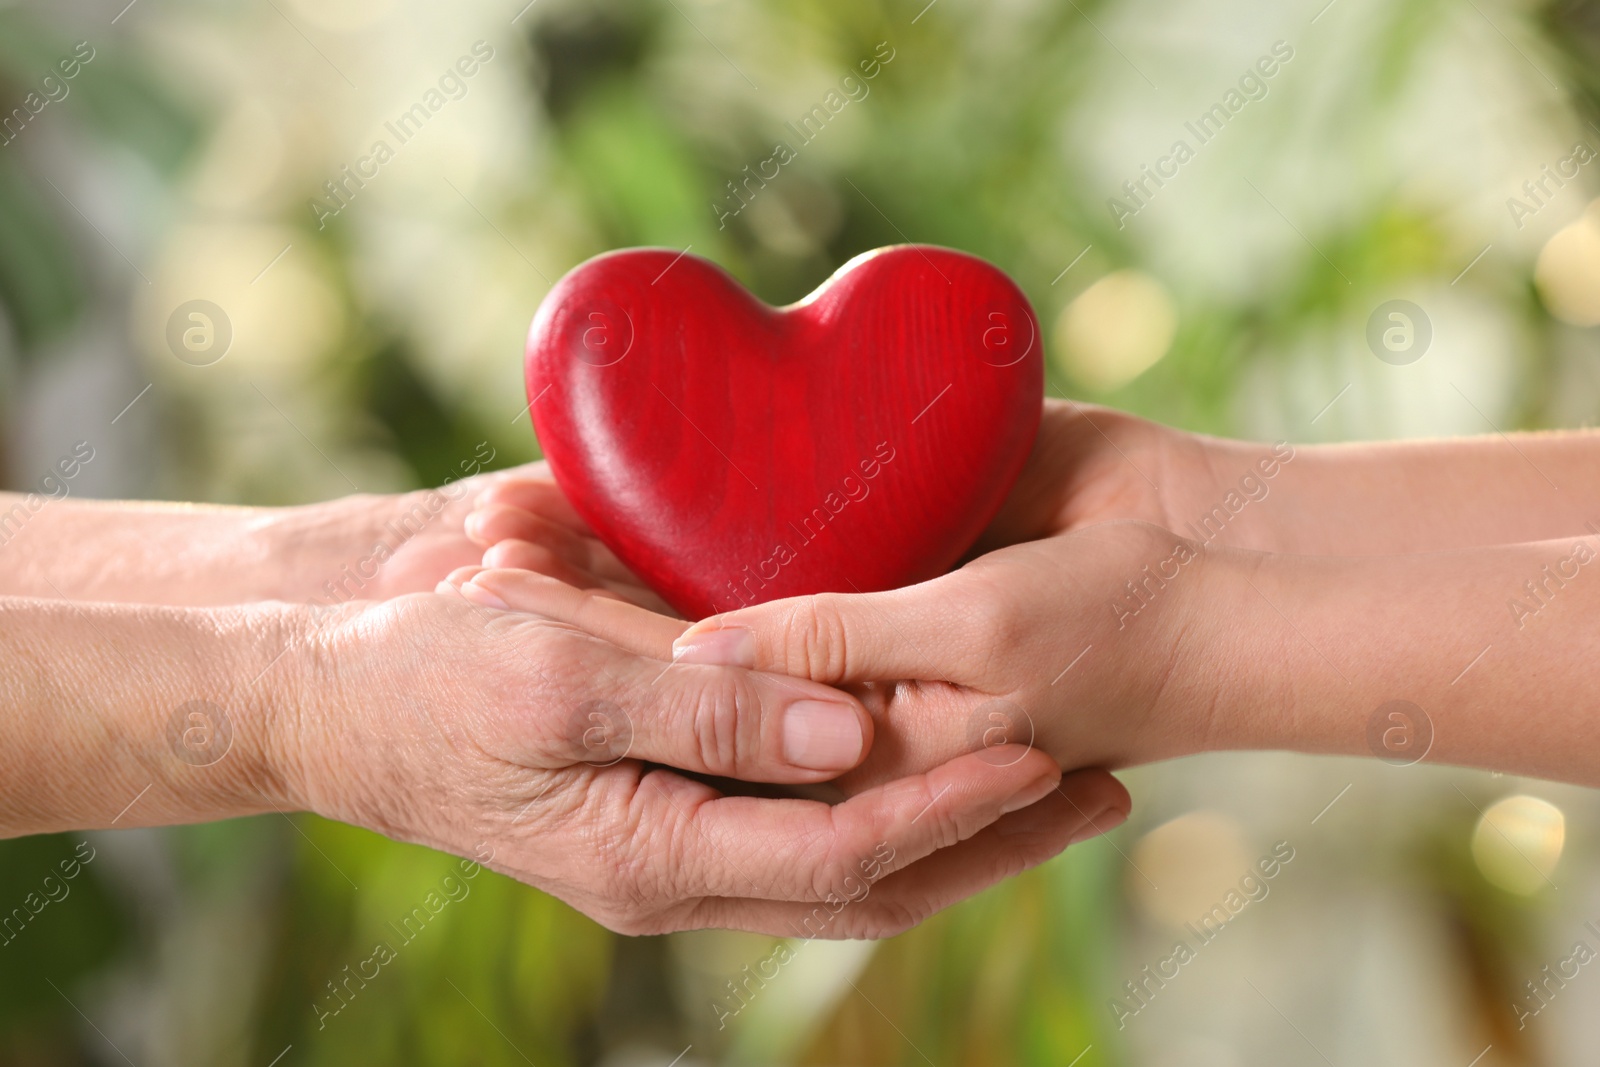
[1202, 535, 1600, 783]
[1185, 431, 1600, 555]
[0, 596, 306, 837]
[0, 490, 459, 606]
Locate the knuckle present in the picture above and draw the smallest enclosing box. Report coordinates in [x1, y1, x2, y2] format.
[868, 897, 930, 939]
[600, 907, 664, 937]
[594, 812, 661, 918]
[801, 829, 851, 905]
[963, 589, 1024, 651]
[783, 593, 852, 678]
[681, 676, 759, 775]
[908, 779, 966, 851]
[930, 806, 966, 851]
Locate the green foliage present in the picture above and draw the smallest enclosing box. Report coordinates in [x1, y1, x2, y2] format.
[0, 834, 126, 1063]
[0, 10, 197, 354]
[250, 816, 611, 1067]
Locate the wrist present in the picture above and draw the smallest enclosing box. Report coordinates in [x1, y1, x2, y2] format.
[250, 495, 396, 604]
[1162, 432, 1302, 554]
[1156, 543, 1300, 758]
[268, 484, 481, 606]
[156, 601, 318, 820]
[0, 599, 311, 836]
[277, 595, 479, 850]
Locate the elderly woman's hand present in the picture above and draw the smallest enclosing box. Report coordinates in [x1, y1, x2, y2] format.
[0, 447, 534, 607]
[0, 585, 1112, 939]
[280, 590, 1112, 937]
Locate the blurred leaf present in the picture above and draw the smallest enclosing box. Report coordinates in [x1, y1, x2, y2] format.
[0, 834, 128, 1061]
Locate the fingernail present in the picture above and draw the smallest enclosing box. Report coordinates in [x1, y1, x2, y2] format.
[1067, 807, 1128, 846]
[460, 581, 509, 611]
[1000, 775, 1058, 815]
[782, 700, 864, 771]
[464, 511, 490, 543]
[672, 626, 754, 668]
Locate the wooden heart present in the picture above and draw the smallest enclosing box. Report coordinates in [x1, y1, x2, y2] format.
[525, 245, 1042, 619]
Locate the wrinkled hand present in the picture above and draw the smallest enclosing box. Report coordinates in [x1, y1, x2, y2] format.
[450, 512, 1208, 791]
[372, 462, 552, 598]
[464, 467, 678, 613]
[308, 459, 577, 602]
[287, 588, 1121, 937]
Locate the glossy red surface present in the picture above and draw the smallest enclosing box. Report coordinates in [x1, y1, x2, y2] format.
[525, 245, 1043, 620]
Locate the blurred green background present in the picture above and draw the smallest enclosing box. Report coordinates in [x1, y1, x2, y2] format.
[3, 0, 1600, 1063]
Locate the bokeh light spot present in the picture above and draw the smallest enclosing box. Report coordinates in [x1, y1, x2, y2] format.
[1052, 269, 1177, 392]
[1129, 810, 1250, 929]
[1535, 202, 1600, 327]
[1471, 794, 1565, 896]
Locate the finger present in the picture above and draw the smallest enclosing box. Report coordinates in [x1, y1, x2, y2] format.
[480, 538, 606, 591]
[439, 565, 486, 589]
[627, 745, 1062, 902]
[475, 536, 606, 597]
[1047, 766, 1132, 845]
[480, 538, 596, 585]
[465, 502, 589, 556]
[528, 625, 875, 782]
[669, 577, 983, 684]
[468, 499, 654, 590]
[474, 476, 589, 532]
[481, 539, 673, 613]
[463, 567, 685, 656]
[680, 769, 1130, 937]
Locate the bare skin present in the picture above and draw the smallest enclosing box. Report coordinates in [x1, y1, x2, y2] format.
[0, 460, 1130, 937]
[465, 399, 1600, 788]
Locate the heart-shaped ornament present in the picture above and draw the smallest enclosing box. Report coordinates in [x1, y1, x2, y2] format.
[525, 245, 1042, 619]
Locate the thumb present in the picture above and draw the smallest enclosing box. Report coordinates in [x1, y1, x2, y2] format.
[671, 575, 985, 685]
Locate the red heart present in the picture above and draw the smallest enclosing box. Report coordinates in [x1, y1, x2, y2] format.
[525, 245, 1042, 619]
